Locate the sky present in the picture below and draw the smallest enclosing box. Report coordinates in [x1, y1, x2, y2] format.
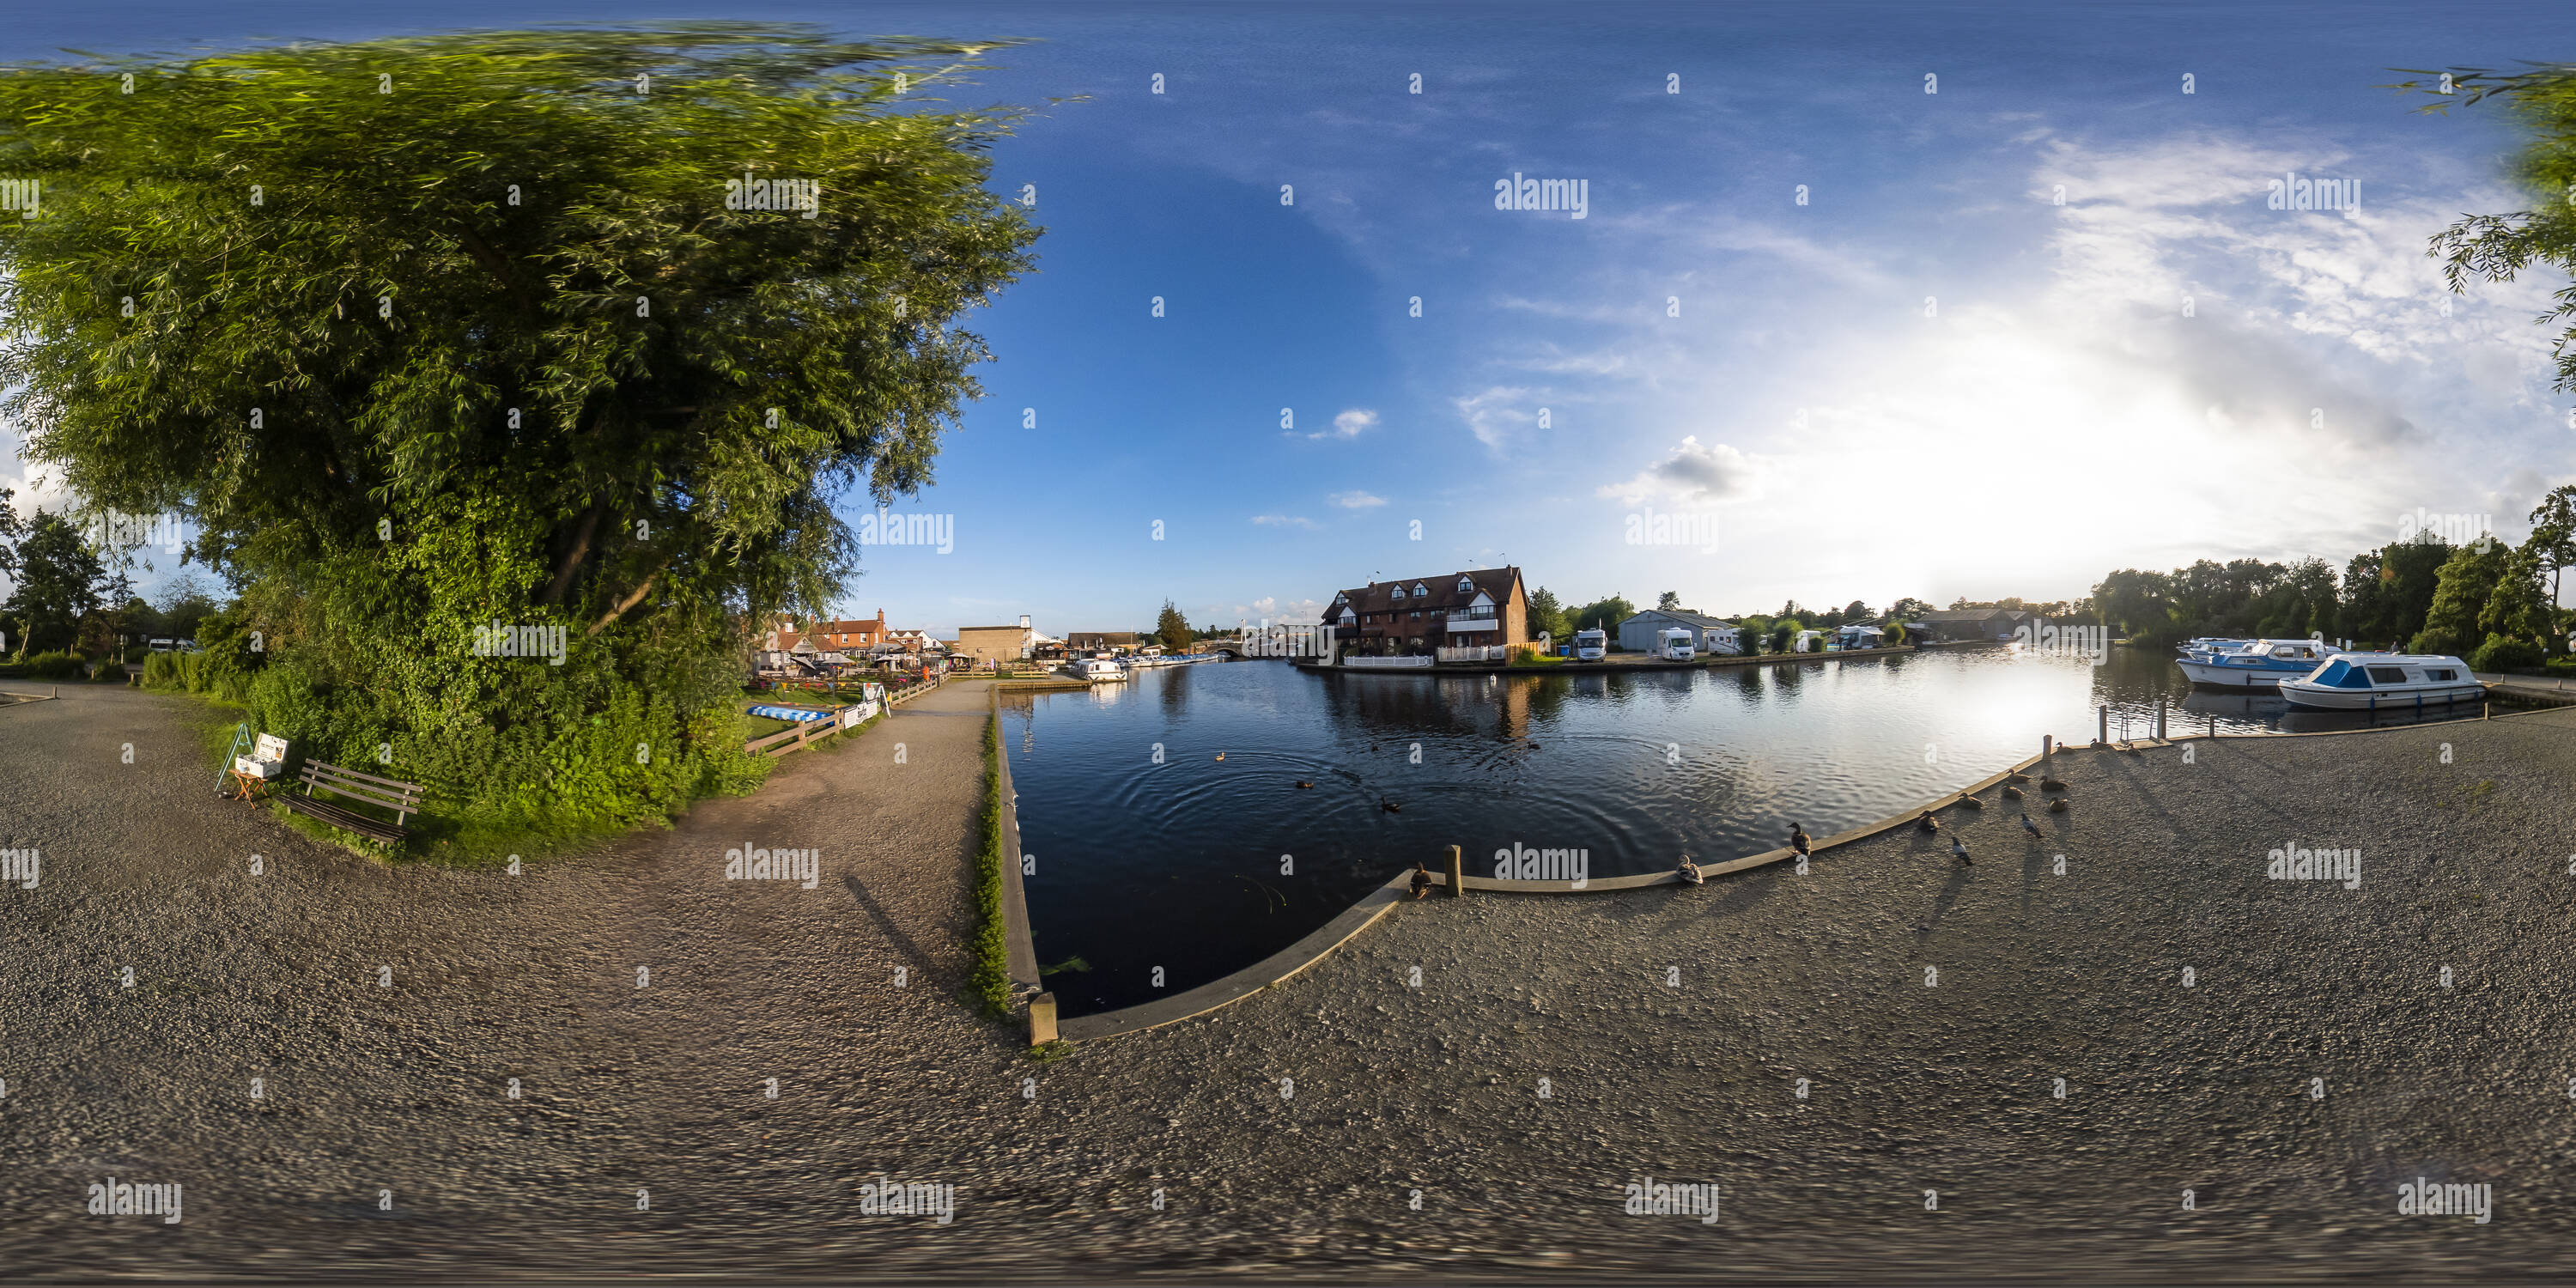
[3, 1, 2572, 637]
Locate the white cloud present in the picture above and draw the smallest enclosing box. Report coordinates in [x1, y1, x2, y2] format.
[1596, 435, 1765, 505]
[1327, 490, 1386, 509]
[1250, 513, 1317, 529]
[1292, 407, 1379, 441]
[1451, 386, 1536, 452]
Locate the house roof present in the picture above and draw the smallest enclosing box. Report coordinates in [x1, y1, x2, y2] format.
[1619, 608, 1735, 630]
[1066, 631, 1142, 644]
[1331, 567, 1523, 618]
[1919, 608, 2031, 623]
[958, 624, 1032, 634]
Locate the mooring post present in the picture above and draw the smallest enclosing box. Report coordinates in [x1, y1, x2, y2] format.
[2098, 706, 2107, 744]
[1028, 991, 1058, 1045]
[1446, 843, 1465, 897]
[2156, 700, 2167, 742]
[2041, 734, 2053, 766]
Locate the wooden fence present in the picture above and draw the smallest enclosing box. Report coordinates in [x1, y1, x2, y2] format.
[743, 673, 944, 758]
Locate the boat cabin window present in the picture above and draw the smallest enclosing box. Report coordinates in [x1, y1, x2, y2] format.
[2426, 668, 2456, 681]
[2365, 665, 2410, 684]
[2270, 646, 2299, 659]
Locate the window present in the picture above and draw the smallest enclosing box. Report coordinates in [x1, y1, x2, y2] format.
[1392, 586, 1406, 601]
[2427, 668, 2456, 681]
[2365, 665, 2410, 684]
[1458, 577, 1474, 592]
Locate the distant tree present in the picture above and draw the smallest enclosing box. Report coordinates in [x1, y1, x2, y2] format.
[1842, 599, 1874, 623]
[1770, 617, 1803, 653]
[2411, 538, 2512, 654]
[2526, 485, 2576, 649]
[1656, 590, 1682, 611]
[0, 485, 21, 582]
[1886, 596, 1935, 622]
[1526, 586, 1571, 641]
[1575, 594, 1635, 635]
[1153, 599, 1194, 653]
[154, 569, 222, 643]
[2, 512, 106, 653]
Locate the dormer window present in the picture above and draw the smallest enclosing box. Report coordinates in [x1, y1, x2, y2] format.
[1413, 582, 1429, 597]
[1392, 586, 1406, 601]
[1457, 577, 1474, 593]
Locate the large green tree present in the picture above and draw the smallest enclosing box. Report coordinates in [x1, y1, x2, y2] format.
[2, 512, 106, 653]
[1152, 599, 1193, 653]
[0, 27, 1039, 843]
[2397, 64, 2576, 389]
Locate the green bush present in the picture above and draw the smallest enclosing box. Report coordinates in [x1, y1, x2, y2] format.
[2468, 634, 2544, 672]
[20, 651, 86, 679]
[90, 655, 129, 681]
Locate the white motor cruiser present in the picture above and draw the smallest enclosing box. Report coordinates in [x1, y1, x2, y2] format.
[2275, 653, 2483, 711]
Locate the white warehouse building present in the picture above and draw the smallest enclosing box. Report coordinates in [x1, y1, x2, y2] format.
[1616, 609, 1744, 655]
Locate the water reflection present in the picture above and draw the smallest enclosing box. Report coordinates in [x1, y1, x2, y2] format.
[1008, 645, 2478, 1017]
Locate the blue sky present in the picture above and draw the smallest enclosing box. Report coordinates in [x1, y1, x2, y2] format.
[3, 1, 2569, 636]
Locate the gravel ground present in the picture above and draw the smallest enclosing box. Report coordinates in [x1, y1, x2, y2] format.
[2, 684, 2570, 1280]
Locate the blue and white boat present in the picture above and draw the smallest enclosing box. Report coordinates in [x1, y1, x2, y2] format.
[2174, 638, 2339, 689]
[2277, 653, 2483, 711]
[2175, 636, 2254, 661]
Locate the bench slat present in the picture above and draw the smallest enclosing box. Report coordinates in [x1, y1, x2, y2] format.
[290, 759, 427, 841]
[297, 761, 424, 806]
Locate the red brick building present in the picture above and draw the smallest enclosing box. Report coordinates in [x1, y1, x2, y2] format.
[1327, 567, 1531, 655]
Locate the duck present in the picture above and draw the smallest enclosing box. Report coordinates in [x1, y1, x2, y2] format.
[1789, 823, 1812, 855]
[1957, 793, 1984, 811]
[2040, 776, 2066, 792]
[1381, 799, 1402, 813]
[1213, 752, 1226, 762]
[1916, 811, 1940, 834]
[2002, 784, 2025, 801]
[2048, 797, 2069, 814]
[2020, 813, 2044, 837]
[1295, 780, 1315, 789]
[2005, 771, 2032, 784]
[1950, 835, 1972, 865]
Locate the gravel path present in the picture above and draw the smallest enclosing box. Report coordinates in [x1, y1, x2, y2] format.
[3, 684, 2569, 1279]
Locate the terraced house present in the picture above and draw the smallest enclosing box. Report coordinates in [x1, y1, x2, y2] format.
[1328, 567, 1531, 656]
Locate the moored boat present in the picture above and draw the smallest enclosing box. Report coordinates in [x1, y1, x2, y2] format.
[2174, 638, 2340, 689]
[2276, 653, 2482, 711]
[1081, 655, 1129, 683]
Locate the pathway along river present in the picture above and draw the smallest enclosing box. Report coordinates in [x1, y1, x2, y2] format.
[1005, 643, 2464, 1016]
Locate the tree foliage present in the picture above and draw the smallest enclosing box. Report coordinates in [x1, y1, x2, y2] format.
[0, 26, 1041, 848]
[2392, 63, 2576, 389]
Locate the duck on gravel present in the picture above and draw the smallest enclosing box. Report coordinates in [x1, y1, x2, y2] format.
[2006, 771, 2032, 784]
[2002, 783, 2025, 801]
[2040, 776, 2067, 792]
[1916, 811, 1940, 834]
[2048, 797, 2069, 813]
[1957, 793, 1984, 810]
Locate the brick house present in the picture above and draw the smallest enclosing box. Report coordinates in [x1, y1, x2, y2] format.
[1327, 567, 1530, 656]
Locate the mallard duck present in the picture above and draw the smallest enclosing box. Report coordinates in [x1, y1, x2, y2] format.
[2047, 797, 2069, 813]
[1958, 793, 1984, 811]
[1381, 799, 1402, 813]
[1213, 752, 1226, 762]
[1916, 811, 1940, 834]
[1295, 781, 1314, 789]
[2005, 771, 2032, 784]
[2040, 777, 2066, 792]
[2002, 784, 2024, 800]
[1789, 823, 1812, 855]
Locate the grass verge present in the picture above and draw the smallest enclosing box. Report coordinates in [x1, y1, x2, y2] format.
[963, 706, 1013, 1020]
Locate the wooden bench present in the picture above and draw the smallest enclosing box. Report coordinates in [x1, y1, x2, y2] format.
[276, 760, 425, 845]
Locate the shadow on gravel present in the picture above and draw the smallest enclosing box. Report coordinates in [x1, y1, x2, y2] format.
[841, 873, 943, 989]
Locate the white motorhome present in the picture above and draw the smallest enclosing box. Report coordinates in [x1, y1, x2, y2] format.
[1657, 628, 1696, 660]
[1573, 628, 1608, 661]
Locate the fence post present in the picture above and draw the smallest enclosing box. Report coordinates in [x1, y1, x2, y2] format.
[1445, 844, 1465, 897]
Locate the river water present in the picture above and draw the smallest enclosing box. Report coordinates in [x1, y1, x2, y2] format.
[1004, 644, 2470, 1016]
